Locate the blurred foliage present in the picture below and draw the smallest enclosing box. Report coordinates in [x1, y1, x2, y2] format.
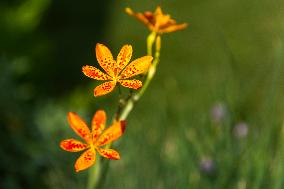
[1, 0, 284, 188]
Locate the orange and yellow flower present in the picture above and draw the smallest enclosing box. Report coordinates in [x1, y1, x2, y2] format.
[60, 111, 126, 172]
[82, 43, 153, 96]
[126, 6, 188, 34]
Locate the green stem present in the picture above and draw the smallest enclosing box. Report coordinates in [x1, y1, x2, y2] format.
[118, 33, 160, 120]
[147, 32, 156, 56]
[89, 32, 161, 189]
[87, 156, 101, 189]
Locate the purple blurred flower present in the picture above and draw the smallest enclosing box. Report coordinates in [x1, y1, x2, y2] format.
[199, 157, 215, 175]
[233, 122, 248, 138]
[210, 102, 227, 124]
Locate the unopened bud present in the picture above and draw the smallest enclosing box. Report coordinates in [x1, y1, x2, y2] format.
[156, 35, 161, 52]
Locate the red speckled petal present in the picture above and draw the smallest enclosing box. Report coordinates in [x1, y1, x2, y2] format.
[60, 139, 88, 152]
[94, 81, 116, 97]
[74, 149, 96, 172]
[82, 65, 112, 80]
[96, 147, 120, 160]
[67, 112, 92, 143]
[115, 45, 132, 75]
[95, 120, 126, 146]
[119, 56, 153, 79]
[92, 110, 106, 140]
[96, 43, 115, 77]
[118, 79, 142, 89]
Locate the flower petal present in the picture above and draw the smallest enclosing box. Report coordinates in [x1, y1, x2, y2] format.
[92, 110, 106, 140]
[119, 56, 153, 79]
[125, 7, 154, 30]
[60, 139, 88, 152]
[74, 149, 96, 172]
[82, 65, 112, 80]
[95, 120, 126, 146]
[154, 6, 163, 15]
[159, 23, 188, 33]
[96, 43, 115, 77]
[96, 147, 120, 160]
[115, 45, 132, 75]
[67, 112, 92, 143]
[118, 79, 142, 89]
[94, 81, 116, 97]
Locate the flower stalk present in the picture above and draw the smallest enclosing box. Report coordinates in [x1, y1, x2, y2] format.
[60, 5, 187, 189]
[89, 32, 161, 189]
[118, 32, 161, 121]
[87, 157, 101, 189]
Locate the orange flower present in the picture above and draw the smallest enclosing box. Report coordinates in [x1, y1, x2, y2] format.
[126, 6, 188, 34]
[60, 111, 126, 172]
[82, 43, 153, 96]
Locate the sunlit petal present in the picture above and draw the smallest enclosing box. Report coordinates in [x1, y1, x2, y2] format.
[159, 23, 188, 33]
[94, 81, 116, 97]
[95, 120, 126, 146]
[96, 43, 115, 77]
[116, 45, 132, 75]
[96, 147, 120, 160]
[119, 56, 152, 79]
[118, 79, 142, 89]
[126, 6, 188, 34]
[74, 149, 96, 172]
[92, 110, 106, 140]
[60, 139, 88, 152]
[154, 6, 163, 15]
[125, 7, 153, 29]
[82, 65, 112, 80]
[67, 112, 92, 143]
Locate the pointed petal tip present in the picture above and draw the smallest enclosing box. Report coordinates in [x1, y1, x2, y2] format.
[59, 140, 66, 150]
[74, 166, 83, 173]
[96, 109, 106, 114]
[95, 43, 106, 50]
[68, 112, 76, 118]
[124, 44, 132, 48]
[125, 7, 133, 14]
[114, 153, 121, 160]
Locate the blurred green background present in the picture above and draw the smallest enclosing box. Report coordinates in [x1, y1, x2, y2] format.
[1, 0, 284, 188]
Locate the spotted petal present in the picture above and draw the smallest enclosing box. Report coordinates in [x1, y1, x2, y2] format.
[92, 110, 106, 140]
[119, 56, 153, 79]
[118, 79, 142, 89]
[115, 45, 132, 75]
[82, 65, 112, 80]
[96, 43, 115, 77]
[60, 139, 88, 152]
[94, 81, 116, 97]
[96, 148, 120, 160]
[95, 121, 126, 146]
[74, 149, 96, 172]
[68, 112, 91, 143]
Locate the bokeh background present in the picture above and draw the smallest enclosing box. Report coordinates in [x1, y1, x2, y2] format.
[1, 0, 284, 188]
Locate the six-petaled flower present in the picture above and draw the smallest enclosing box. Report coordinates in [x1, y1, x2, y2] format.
[60, 111, 126, 172]
[126, 6, 188, 34]
[82, 43, 153, 96]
